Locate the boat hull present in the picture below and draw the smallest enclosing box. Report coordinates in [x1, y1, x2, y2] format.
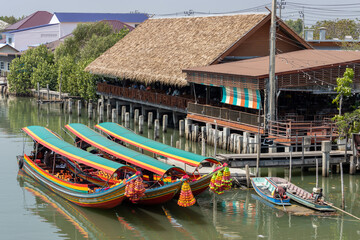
[133, 181, 183, 205]
[268, 177, 335, 212]
[20, 155, 129, 209]
[251, 178, 291, 206]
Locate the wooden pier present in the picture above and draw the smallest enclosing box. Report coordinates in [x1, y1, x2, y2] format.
[216, 150, 348, 168]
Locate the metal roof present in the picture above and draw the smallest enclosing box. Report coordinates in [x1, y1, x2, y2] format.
[5, 11, 53, 31]
[54, 12, 148, 23]
[184, 49, 360, 78]
[5, 23, 58, 34]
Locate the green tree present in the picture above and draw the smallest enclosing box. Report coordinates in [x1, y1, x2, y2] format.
[0, 15, 25, 25]
[333, 108, 360, 138]
[332, 68, 354, 116]
[31, 61, 58, 90]
[310, 19, 359, 40]
[285, 19, 303, 35]
[56, 55, 75, 94]
[8, 45, 55, 94]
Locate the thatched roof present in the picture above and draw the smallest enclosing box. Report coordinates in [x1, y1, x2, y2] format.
[85, 13, 268, 86]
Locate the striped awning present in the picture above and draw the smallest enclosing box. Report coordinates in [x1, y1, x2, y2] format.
[221, 87, 261, 110]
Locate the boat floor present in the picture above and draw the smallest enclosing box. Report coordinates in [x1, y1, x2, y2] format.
[273, 204, 339, 216]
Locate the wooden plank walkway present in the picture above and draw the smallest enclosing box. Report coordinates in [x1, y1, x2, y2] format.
[216, 150, 348, 168]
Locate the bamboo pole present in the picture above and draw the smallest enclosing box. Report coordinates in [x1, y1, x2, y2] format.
[340, 162, 345, 210]
[324, 202, 360, 221]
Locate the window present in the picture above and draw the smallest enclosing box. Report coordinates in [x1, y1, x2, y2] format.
[8, 37, 12, 44]
[0, 62, 4, 70]
[7, 62, 10, 70]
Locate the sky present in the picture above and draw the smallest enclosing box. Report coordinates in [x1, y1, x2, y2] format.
[2, 0, 360, 26]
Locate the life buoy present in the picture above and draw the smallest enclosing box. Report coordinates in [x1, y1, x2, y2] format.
[18, 157, 24, 170]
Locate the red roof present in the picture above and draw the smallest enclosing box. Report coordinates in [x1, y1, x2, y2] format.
[101, 20, 135, 32]
[5, 11, 52, 31]
[184, 50, 360, 78]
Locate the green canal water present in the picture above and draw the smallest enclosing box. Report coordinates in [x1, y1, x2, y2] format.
[1, 96, 359, 240]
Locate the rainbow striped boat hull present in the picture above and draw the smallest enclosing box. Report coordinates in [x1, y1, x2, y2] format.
[19, 154, 133, 209]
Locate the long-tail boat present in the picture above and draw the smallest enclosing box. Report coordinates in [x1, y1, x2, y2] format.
[95, 122, 223, 196]
[65, 123, 187, 205]
[19, 126, 138, 209]
[251, 177, 291, 206]
[268, 177, 335, 211]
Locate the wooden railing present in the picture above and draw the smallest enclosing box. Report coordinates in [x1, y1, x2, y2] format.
[268, 119, 337, 143]
[97, 82, 193, 110]
[188, 102, 264, 128]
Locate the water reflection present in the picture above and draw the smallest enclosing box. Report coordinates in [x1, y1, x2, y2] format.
[3, 96, 360, 240]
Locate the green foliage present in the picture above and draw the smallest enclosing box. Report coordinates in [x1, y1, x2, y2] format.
[0, 15, 24, 25]
[8, 45, 55, 94]
[333, 109, 360, 138]
[8, 21, 129, 100]
[310, 19, 359, 40]
[332, 68, 353, 112]
[56, 55, 75, 94]
[80, 28, 129, 60]
[285, 19, 303, 35]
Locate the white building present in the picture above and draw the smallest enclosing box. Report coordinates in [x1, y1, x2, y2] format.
[5, 24, 60, 51]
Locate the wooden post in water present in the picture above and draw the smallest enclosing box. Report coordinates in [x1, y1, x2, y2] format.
[112, 109, 117, 122]
[121, 106, 126, 122]
[46, 84, 49, 100]
[340, 162, 345, 209]
[176, 140, 180, 149]
[148, 112, 153, 129]
[322, 141, 330, 177]
[68, 98, 73, 114]
[125, 112, 130, 128]
[162, 114, 168, 132]
[245, 164, 250, 188]
[99, 105, 104, 122]
[88, 102, 92, 119]
[179, 120, 185, 137]
[37, 82, 40, 101]
[256, 134, 261, 177]
[315, 158, 319, 188]
[107, 104, 111, 119]
[350, 133, 357, 174]
[77, 100, 81, 116]
[170, 135, 173, 147]
[154, 119, 160, 139]
[289, 146, 292, 182]
[139, 115, 144, 134]
[201, 127, 206, 156]
[214, 122, 218, 157]
[134, 109, 139, 125]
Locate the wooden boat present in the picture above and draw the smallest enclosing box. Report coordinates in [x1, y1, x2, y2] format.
[250, 177, 291, 206]
[65, 123, 187, 205]
[95, 122, 223, 196]
[268, 177, 335, 212]
[19, 126, 138, 209]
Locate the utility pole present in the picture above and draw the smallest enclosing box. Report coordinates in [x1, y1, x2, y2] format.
[299, 8, 305, 38]
[268, 0, 277, 126]
[277, 0, 286, 19]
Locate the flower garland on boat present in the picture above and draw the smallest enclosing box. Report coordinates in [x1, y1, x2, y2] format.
[125, 173, 146, 202]
[178, 175, 196, 207]
[209, 163, 232, 195]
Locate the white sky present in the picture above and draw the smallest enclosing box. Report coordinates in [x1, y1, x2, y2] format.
[2, 0, 360, 26]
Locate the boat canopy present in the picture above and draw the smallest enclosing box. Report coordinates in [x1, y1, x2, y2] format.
[65, 123, 186, 177]
[22, 126, 136, 175]
[95, 122, 220, 167]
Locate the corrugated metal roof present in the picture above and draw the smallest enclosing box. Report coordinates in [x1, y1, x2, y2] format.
[184, 49, 360, 78]
[5, 11, 52, 31]
[5, 23, 58, 34]
[101, 20, 135, 31]
[54, 12, 148, 23]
